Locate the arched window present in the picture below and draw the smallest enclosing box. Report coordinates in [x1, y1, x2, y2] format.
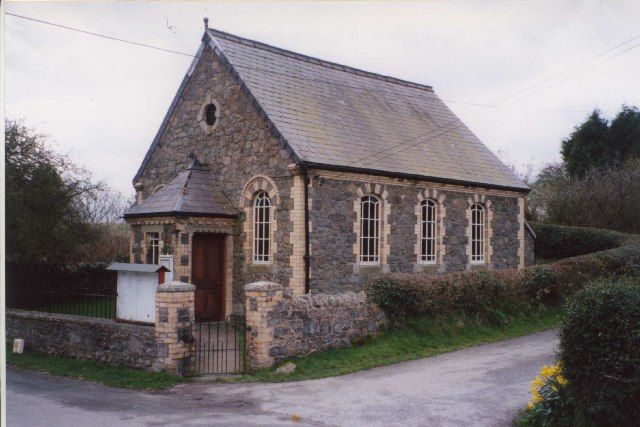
[360, 195, 380, 263]
[253, 192, 271, 263]
[471, 203, 485, 263]
[420, 199, 437, 263]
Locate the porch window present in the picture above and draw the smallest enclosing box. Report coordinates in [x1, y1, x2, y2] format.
[360, 195, 380, 264]
[471, 203, 485, 263]
[420, 199, 437, 263]
[253, 191, 271, 263]
[146, 232, 160, 264]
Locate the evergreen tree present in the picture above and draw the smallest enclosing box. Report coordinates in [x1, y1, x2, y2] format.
[608, 105, 640, 167]
[561, 110, 610, 179]
[561, 106, 640, 178]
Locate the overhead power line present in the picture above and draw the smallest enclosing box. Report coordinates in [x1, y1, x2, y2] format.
[6, 12, 197, 59]
[6, 11, 640, 171]
[354, 39, 640, 169]
[6, 11, 600, 114]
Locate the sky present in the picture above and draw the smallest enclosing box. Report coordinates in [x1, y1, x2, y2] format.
[4, 1, 640, 196]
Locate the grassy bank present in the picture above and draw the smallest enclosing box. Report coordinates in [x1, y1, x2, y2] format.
[237, 306, 563, 383]
[6, 349, 184, 390]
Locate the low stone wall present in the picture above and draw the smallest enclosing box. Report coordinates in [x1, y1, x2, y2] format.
[6, 309, 161, 371]
[245, 282, 387, 369]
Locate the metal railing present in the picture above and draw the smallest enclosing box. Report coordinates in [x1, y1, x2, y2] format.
[195, 315, 246, 375]
[7, 289, 117, 319]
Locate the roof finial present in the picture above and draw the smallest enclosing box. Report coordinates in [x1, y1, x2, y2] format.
[204, 17, 209, 30]
[187, 152, 209, 170]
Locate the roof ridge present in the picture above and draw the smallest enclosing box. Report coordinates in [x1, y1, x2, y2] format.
[206, 27, 433, 92]
[173, 169, 191, 212]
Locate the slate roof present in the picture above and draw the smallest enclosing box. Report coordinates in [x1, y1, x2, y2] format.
[124, 158, 237, 218]
[133, 28, 528, 192]
[205, 28, 529, 192]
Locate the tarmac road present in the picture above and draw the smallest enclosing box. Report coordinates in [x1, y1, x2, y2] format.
[7, 329, 558, 426]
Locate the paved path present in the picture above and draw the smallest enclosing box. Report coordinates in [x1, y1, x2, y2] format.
[7, 329, 558, 426]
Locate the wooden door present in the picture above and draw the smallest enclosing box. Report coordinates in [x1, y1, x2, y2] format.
[192, 233, 225, 322]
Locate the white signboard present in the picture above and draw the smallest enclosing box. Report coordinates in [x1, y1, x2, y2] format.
[116, 271, 158, 323]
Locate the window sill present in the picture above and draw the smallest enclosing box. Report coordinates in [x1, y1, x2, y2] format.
[358, 262, 381, 267]
[251, 262, 272, 267]
[418, 261, 437, 266]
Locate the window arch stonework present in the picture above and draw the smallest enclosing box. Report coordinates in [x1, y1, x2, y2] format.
[465, 194, 493, 269]
[414, 189, 446, 271]
[197, 92, 221, 134]
[353, 183, 390, 272]
[240, 175, 279, 267]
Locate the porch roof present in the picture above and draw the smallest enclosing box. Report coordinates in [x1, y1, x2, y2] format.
[123, 157, 238, 219]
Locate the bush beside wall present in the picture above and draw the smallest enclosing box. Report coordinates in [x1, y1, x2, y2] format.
[366, 224, 640, 320]
[559, 278, 640, 425]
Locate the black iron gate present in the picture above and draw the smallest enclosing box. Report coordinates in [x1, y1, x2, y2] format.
[195, 315, 246, 375]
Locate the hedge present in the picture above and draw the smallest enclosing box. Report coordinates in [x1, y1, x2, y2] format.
[559, 277, 640, 425]
[366, 224, 640, 320]
[531, 221, 630, 260]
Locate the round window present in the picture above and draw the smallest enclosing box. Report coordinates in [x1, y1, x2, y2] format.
[205, 103, 217, 126]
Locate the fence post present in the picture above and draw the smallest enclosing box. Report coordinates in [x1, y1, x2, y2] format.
[155, 281, 196, 376]
[245, 281, 283, 370]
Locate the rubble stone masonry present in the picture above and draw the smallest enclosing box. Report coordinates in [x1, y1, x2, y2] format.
[308, 171, 523, 292]
[6, 309, 161, 371]
[134, 44, 297, 302]
[245, 281, 387, 369]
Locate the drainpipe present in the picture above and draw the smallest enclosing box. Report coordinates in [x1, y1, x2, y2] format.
[301, 164, 311, 294]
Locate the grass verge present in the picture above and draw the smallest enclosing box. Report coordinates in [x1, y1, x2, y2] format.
[6, 349, 184, 390]
[235, 306, 563, 383]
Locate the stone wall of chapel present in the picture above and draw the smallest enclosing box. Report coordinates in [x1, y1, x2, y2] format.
[133, 44, 296, 307]
[308, 172, 522, 293]
[132, 43, 526, 300]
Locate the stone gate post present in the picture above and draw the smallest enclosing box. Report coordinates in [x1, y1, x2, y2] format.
[245, 281, 283, 370]
[155, 281, 196, 376]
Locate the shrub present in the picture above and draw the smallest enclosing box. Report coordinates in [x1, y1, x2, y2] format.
[559, 277, 640, 425]
[366, 227, 640, 320]
[531, 221, 628, 260]
[365, 270, 529, 321]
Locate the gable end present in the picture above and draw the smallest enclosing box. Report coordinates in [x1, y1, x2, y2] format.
[132, 33, 301, 185]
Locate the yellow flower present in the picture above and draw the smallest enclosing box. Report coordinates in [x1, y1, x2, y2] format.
[527, 402, 535, 410]
[528, 362, 568, 407]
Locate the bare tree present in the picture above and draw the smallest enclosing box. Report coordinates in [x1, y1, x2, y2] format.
[77, 188, 130, 224]
[530, 159, 640, 233]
